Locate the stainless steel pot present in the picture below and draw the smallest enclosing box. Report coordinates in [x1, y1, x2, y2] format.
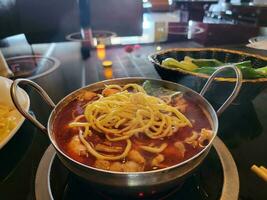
[10, 65, 242, 195]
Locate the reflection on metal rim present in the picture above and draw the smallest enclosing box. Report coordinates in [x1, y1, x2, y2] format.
[35, 136, 239, 200]
[66, 31, 117, 42]
[6, 55, 60, 80]
[168, 25, 204, 36]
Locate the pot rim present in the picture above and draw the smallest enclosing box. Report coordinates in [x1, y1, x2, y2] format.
[47, 77, 219, 175]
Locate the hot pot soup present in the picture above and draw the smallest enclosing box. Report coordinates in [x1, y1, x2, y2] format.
[53, 82, 212, 172]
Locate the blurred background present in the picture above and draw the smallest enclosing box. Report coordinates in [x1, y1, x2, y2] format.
[1, 1, 267, 200]
[0, 0, 266, 46]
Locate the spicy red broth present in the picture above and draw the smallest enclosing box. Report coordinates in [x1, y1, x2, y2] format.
[53, 84, 212, 172]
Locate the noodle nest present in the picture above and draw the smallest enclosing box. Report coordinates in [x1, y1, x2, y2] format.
[69, 84, 192, 160]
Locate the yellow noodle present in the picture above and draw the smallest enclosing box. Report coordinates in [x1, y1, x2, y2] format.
[83, 89, 190, 140]
[79, 130, 132, 160]
[104, 84, 123, 91]
[122, 84, 146, 93]
[69, 83, 192, 160]
[106, 133, 135, 141]
[69, 122, 89, 127]
[140, 143, 168, 153]
[115, 118, 126, 128]
[84, 125, 92, 137]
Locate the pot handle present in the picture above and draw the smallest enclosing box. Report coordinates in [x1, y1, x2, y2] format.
[10, 78, 55, 133]
[199, 65, 242, 116]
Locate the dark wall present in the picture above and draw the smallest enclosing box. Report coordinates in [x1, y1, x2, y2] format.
[0, 0, 143, 42]
[0, 0, 19, 39]
[90, 0, 143, 36]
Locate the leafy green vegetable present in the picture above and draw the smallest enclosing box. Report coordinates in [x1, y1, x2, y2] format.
[193, 67, 217, 75]
[255, 66, 267, 76]
[142, 80, 176, 96]
[235, 61, 252, 68]
[191, 59, 223, 68]
[193, 65, 266, 79]
[142, 80, 156, 95]
[161, 58, 180, 68]
[238, 66, 265, 79]
[161, 56, 266, 79]
[161, 58, 198, 71]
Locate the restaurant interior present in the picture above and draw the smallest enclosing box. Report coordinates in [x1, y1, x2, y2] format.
[0, 0, 267, 199]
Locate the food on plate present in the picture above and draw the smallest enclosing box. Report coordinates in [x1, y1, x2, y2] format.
[0, 76, 29, 149]
[0, 104, 19, 142]
[247, 40, 267, 51]
[161, 56, 267, 79]
[53, 82, 213, 172]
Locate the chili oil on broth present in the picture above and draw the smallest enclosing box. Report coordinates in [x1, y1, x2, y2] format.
[53, 84, 212, 172]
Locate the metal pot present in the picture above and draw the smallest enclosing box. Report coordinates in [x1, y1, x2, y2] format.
[10, 65, 242, 196]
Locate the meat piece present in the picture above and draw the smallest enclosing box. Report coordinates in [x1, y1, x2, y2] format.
[173, 96, 188, 113]
[151, 154, 164, 166]
[185, 131, 199, 148]
[174, 141, 186, 158]
[95, 159, 110, 170]
[68, 135, 87, 156]
[123, 161, 143, 172]
[84, 91, 97, 101]
[198, 129, 213, 147]
[95, 144, 122, 153]
[160, 96, 172, 104]
[110, 162, 124, 172]
[127, 150, 145, 164]
[102, 88, 120, 97]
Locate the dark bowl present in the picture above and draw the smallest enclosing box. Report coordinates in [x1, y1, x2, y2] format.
[149, 48, 267, 105]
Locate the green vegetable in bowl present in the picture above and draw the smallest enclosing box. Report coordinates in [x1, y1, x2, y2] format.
[193, 63, 266, 79]
[142, 80, 177, 96]
[237, 66, 265, 79]
[235, 61, 252, 68]
[161, 57, 223, 71]
[256, 66, 267, 75]
[193, 67, 217, 75]
[191, 59, 223, 68]
[162, 58, 181, 68]
[161, 58, 198, 71]
[161, 56, 267, 79]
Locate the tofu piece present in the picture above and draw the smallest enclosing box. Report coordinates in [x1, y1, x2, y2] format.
[128, 150, 145, 164]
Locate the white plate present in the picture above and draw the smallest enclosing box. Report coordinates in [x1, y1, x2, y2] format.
[247, 36, 267, 50]
[0, 76, 30, 149]
[249, 36, 267, 43]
